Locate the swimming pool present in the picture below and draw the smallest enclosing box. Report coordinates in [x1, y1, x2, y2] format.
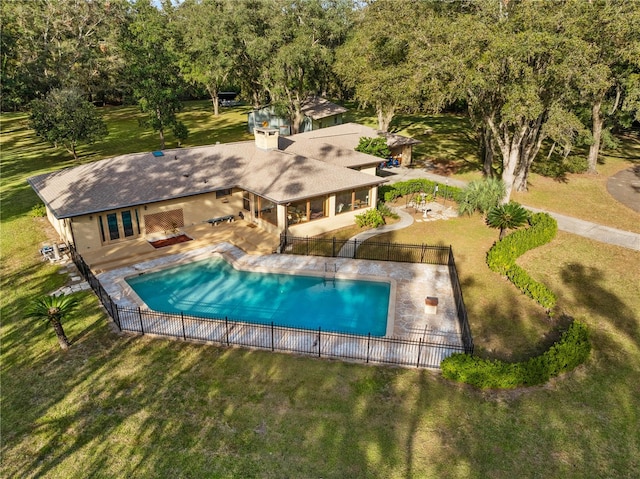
[125, 257, 390, 336]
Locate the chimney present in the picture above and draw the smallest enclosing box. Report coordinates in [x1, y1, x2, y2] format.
[254, 127, 280, 151]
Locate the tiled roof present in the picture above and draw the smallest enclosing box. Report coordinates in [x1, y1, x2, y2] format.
[28, 130, 386, 219]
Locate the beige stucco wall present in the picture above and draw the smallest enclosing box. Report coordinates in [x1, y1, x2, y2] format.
[63, 185, 380, 254]
[391, 145, 413, 166]
[143, 190, 242, 229]
[288, 208, 368, 237]
[69, 189, 244, 253]
[46, 208, 73, 244]
[71, 215, 104, 252]
[359, 165, 378, 176]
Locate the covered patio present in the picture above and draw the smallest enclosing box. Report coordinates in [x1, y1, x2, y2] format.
[82, 219, 280, 273]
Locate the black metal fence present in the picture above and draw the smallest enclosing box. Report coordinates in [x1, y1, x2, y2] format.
[279, 234, 474, 354]
[114, 306, 465, 369]
[279, 234, 451, 264]
[69, 246, 471, 368]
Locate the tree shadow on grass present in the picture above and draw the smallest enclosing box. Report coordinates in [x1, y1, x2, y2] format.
[560, 262, 639, 342]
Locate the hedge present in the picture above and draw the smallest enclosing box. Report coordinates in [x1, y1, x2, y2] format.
[487, 212, 558, 310]
[441, 321, 590, 389]
[379, 179, 463, 203]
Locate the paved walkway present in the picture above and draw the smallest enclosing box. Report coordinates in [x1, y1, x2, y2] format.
[607, 165, 640, 213]
[374, 166, 640, 252]
[337, 207, 415, 257]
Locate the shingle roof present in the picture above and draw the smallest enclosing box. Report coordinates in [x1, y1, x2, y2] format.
[28, 130, 387, 219]
[300, 97, 348, 120]
[292, 122, 421, 148]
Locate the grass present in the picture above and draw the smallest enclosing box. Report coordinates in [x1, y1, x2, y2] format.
[2, 102, 640, 478]
[346, 103, 640, 232]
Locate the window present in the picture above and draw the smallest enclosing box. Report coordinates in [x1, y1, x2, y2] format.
[99, 209, 140, 244]
[98, 216, 106, 243]
[335, 191, 353, 215]
[121, 210, 134, 237]
[309, 197, 325, 220]
[288, 196, 327, 225]
[243, 191, 251, 212]
[107, 213, 119, 240]
[354, 188, 370, 209]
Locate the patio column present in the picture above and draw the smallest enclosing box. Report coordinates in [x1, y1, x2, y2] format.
[277, 204, 288, 234]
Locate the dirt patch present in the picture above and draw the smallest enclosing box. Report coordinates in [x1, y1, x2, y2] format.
[148, 234, 193, 249]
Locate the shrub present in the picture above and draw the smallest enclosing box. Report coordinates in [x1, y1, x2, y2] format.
[379, 179, 463, 204]
[355, 136, 390, 158]
[441, 321, 590, 389]
[564, 154, 588, 174]
[458, 178, 505, 216]
[355, 208, 385, 228]
[29, 203, 47, 217]
[486, 212, 558, 310]
[376, 202, 399, 219]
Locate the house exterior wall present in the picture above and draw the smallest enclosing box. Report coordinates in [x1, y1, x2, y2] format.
[140, 190, 242, 231]
[359, 165, 378, 176]
[71, 215, 106, 252]
[248, 108, 344, 135]
[46, 208, 73, 244]
[391, 145, 413, 166]
[61, 185, 379, 256]
[311, 114, 344, 131]
[68, 189, 243, 253]
[288, 208, 364, 237]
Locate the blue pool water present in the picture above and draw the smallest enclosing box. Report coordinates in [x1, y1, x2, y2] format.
[126, 257, 390, 336]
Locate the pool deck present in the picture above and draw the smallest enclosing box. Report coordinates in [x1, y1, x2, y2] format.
[97, 243, 462, 345]
[82, 220, 280, 272]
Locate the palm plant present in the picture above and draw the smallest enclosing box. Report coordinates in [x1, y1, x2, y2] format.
[26, 294, 79, 350]
[458, 178, 506, 216]
[486, 202, 530, 240]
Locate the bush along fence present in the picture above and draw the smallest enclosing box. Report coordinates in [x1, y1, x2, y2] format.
[69, 246, 470, 369]
[486, 212, 558, 311]
[279, 234, 474, 355]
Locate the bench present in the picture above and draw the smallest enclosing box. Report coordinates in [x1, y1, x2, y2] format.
[207, 215, 235, 226]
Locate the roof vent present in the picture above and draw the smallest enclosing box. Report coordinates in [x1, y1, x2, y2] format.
[254, 127, 280, 151]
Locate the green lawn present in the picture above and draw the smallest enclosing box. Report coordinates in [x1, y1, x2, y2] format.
[1, 102, 639, 478]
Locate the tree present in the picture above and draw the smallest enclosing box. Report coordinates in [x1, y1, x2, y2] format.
[262, 0, 354, 133]
[354, 137, 390, 158]
[335, 0, 424, 132]
[25, 294, 79, 350]
[458, 178, 505, 217]
[176, 0, 235, 115]
[563, 1, 640, 174]
[29, 88, 108, 160]
[0, 0, 128, 110]
[410, 1, 595, 202]
[486, 202, 530, 240]
[121, 0, 188, 149]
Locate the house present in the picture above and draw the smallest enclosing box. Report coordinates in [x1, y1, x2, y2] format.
[247, 96, 348, 135]
[28, 123, 422, 262]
